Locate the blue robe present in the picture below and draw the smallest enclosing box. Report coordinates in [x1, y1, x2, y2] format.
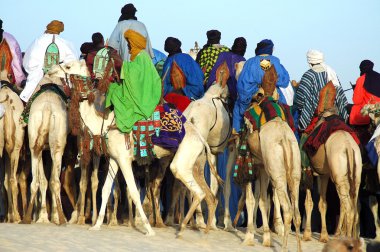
[162, 53, 204, 100]
[232, 55, 290, 132]
[152, 48, 167, 66]
[206, 52, 246, 103]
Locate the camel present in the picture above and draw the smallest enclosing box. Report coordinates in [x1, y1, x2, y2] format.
[230, 62, 302, 251]
[0, 77, 27, 223]
[22, 60, 90, 225]
[301, 116, 362, 242]
[68, 75, 220, 236]
[360, 103, 380, 239]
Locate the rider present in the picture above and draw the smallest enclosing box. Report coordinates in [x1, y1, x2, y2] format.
[0, 19, 26, 87]
[108, 3, 154, 61]
[105, 29, 161, 133]
[196, 29, 230, 85]
[20, 20, 77, 102]
[162, 36, 204, 112]
[206, 37, 247, 106]
[85, 32, 122, 79]
[232, 39, 290, 134]
[349, 60, 380, 125]
[294, 49, 348, 133]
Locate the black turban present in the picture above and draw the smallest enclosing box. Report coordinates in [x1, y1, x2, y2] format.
[206, 30, 221, 45]
[0, 19, 3, 30]
[231, 37, 247, 56]
[92, 32, 104, 48]
[164, 37, 182, 56]
[118, 3, 137, 22]
[360, 59, 374, 76]
[0, 19, 3, 42]
[80, 42, 95, 54]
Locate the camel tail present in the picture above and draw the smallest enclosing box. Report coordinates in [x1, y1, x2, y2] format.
[346, 143, 356, 200]
[33, 107, 51, 155]
[188, 122, 224, 186]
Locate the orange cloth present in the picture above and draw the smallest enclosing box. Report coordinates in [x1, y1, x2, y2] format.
[0, 39, 14, 82]
[123, 29, 146, 61]
[349, 74, 380, 125]
[45, 20, 64, 35]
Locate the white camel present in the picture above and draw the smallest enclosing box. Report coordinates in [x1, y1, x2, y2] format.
[22, 60, 89, 225]
[0, 77, 26, 223]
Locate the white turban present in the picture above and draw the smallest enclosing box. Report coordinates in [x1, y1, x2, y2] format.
[306, 49, 340, 87]
[307, 49, 324, 65]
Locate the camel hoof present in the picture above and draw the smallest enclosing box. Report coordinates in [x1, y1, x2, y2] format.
[108, 219, 118, 226]
[69, 212, 78, 224]
[155, 222, 167, 228]
[242, 233, 255, 246]
[196, 222, 207, 230]
[164, 217, 174, 227]
[262, 232, 271, 247]
[92, 216, 98, 226]
[145, 229, 156, 236]
[77, 216, 86, 225]
[319, 233, 329, 243]
[20, 218, 32, 224]
[303, 230, 312, 241]
[89, 225, 101, 231]
[274, 223, 284, 236]
[36, 217, 50, 224]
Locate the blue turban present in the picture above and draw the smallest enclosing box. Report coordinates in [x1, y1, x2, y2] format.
[255, 39, 274, 56]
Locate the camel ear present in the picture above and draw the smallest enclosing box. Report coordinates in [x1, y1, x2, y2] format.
[47, 65, 60, 76]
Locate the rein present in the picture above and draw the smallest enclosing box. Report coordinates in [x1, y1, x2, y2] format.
[208, 97, 232, 148]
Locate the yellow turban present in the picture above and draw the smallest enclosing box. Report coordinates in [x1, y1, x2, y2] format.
[45, 20, 64, 35]
[124, 29, 146, 61]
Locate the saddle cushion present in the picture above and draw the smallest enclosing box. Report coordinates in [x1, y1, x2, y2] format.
[303, 115, 360, 157]
[244, 96, 295, 132]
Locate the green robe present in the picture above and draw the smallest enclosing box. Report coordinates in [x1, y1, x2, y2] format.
[106, 51, 161, 133]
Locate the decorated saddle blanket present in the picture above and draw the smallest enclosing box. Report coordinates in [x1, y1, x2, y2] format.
[244, 96, 295, 132]
[21, 83, 68, 123]
[303, 114, 360, 157]
[133, 103, 186, 166]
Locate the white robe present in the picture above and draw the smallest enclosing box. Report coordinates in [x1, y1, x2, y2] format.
[20, 34, 78, 102]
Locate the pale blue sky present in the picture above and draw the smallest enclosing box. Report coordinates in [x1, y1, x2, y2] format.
[1, 0, 380, 100]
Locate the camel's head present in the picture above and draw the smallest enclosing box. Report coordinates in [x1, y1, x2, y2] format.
[47, 60, 90, 80]
[361, 103, 380, 126]
[234, 61, 245, 81]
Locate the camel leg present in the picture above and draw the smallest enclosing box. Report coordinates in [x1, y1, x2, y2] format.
[9, 149, 22, 223]
[90, 158, 119, 231]
[126, 187, 134, 227]
[224, 144, 237, 232]
[318, 175, 329, 243]
[19, 166, 29, 218]
[36, 153, 49, 224]
[303, 188, 313, 241]
[109, 178, 120, 226]
[334, 178, 354, 238]
[232, 189, 246, 227]
[209, 154, 219, 230]
[165, 178, 181, 226]
[21, 151, 41, 224]
[151, 157, 170, 228]
[369, 196, 380, 240]
[62, 163, 76, 209]
[195, 200, 206, 229]
[91, 155, 100, 225]
[258, 170, 271, 247]
[4, 156, 13, 222]
[77, 162, 89, 225]
[272, 189, 284, 236]
[243, 182, 255, 246]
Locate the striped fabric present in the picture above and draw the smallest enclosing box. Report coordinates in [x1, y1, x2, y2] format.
[294, 69, 348, 131]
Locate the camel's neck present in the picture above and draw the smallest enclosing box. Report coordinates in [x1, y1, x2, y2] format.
[39, 76, 63, 86]
[78, 99, 114, 136]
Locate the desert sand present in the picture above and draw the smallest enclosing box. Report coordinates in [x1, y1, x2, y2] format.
[0, 223, 328, 252]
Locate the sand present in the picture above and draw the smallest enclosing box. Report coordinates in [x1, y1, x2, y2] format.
[0, 223, 328, 252]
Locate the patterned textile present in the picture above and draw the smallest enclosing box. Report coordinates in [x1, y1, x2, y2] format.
[132, 107, 161, 166]
[197, 45, 230, 85]
[233, 125, 255, 186]
[21, 83, 68, 123]
[294, 69, 348, 131]
[303, 115, 360, 157]
[244, 97, 295, 132]
[151, 103, 186, 151]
